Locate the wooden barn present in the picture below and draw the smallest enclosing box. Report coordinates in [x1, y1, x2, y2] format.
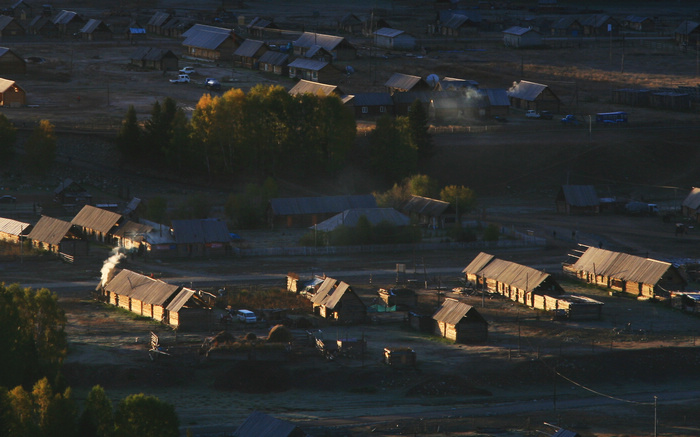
[681, 187, 700, 222]
[245, 17, 279, 39]
[555, 185, 600, 215]
[0, 16, 26, 39]
[477, 88, 510, 118]
[293, 32, 356, 61]
[233, 411, 308, 437]
[338, 13, 362, 34]
[181, 25, 242, 61]
[674, 20, 700, 46]
[171, 218, 232, 257]
[0, 47, 26, 74]
[112, 220, 154, 252]
[623, 15, 655, 32]
[288, 58, 343, 83]
[432, 298, 488, 343]
[130, 47, 179, 71]
[101, 269, 212, 330]
[28, 16, 58, 37]
[71, 205, 123, 244]
[0, 78, 25, 107]
[550, 16, 582, 37]
[52, 10, 85, 36]
[233, 39, 268, 69]
[400, 195, 451, 229]
[258, 50, 288, 75]
[503, 26, 542, 48]
[268, 194, 377, 228]
[79, 19, 112, 41]
[311, 279, 366, 323]
[0, 217, 30, 243]
[580, 15, 618, 36]
[374, 27, 416, 50]
[508, 80, 560, 112]
[146, 11, 171, 35]
[27, 215, 86, 255]
[439, 11, 481, 36]
[564, 245, 687, 299]
[10, 0, 32, 23]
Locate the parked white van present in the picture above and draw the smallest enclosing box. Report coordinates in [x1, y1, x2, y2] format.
[236, 309, 257, 324]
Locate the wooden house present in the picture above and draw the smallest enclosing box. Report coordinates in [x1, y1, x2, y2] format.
[71, 205, 123, 244]
[681, 187, 700, 222]
[550, 16, 582, 37]
[171, 218, 232, 257]
[233, 39, 268, 69]
[54, 178, 91, 207]
[0, 16, 26, 39]
[0, 78, 25, 107]
[10, 0, 32, 23]
[385, 73, 431, 94]
[555, 185, 600, 215]
[433, 298, 488, 343]
[79, 19, 112, 41]
[378, 287, 416, 310]
[165, 287, 215, 331]
[52, 10, 85, 36]
[288, 58, 343, 83]
[363, 17, 392, 37]
[503, 26, 542, 48]
[0, 217, 30, 243]
[0, 47, 26, 74]
[311, 280, 366, 323]
[508, 80, 560, 112]
[391, 91, 438, 116]
[233, 411, 308, 437]
[579, 15, 618, 37]
[564, 245, 687, 299]
[374, 27, 416, 50]
[345, 92, 394, 118]
[338, 13, 363, 34]
[674, 21, 700, 46]
[161, 17, 193, 38]
[301, 44, 333, 62]
[27, 215, 86, 255]
[268, 194, 378, 228]
[182, 25, 242, 61]
[130, 47, 179, 71]
[476, 88, 510, 118]
[400, 195, 451, 229]
[146, 11, 170, 35]
[623, 15, 654, 32]
[246, 17, 279, 39]
[258, 50, 288, 75]
[293, 32, 356, 61]
[112, 220, 153, 252]
[28, 16, 58, 37]
[314, 207, 409, 232]
[288, 79, 344, 97]
[439, 11, 481, 36]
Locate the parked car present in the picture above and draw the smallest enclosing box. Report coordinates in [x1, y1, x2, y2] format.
[205, 78, 221, 91]
[560, 114, 581, 125]
[236, 309, 257, 324]
[525, 110, 540, 118]
[179, 66, 196, 75]
[170, 74, 190, 84]
[539, 110, 553, 120]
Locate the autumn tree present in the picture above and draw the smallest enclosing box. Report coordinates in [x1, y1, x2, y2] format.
[0, 113, 17, 162]
[24, 120, 56, 175]
[114, 394, 179, 437]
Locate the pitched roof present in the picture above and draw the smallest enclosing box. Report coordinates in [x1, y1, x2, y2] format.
[310, 277, 339, 304]
[170, 218, 231, 244]
[624, 15, 651, 24]
[462, 252, 495, 275]
[80, 18, 109, 34]
[508, 80, 550, 101]
[104, 269, 180, 305]
[294, 32, 349, 51]
[165, 287, 196, 312]
[347, 92, 394, 106]
[311, 280, 359, 310]
[233, 411, 306, 437]
[401, 195, 450, 217]
[27, 215, 73, 245]
[71, 205, 122, 234]
[183, 29, 232, 50]
[0, 78, 22, 94]
[682, 187, 700, 210]
[314, 208, 409, 232]
[478, 88, 510, 106]
[374, 27, 405, 38]
[112, 220, 153, 239]
[182, 23, 230, 38]
[440, 77, 479, 90]
[52, 10, 81, 25]
[269, 195, 377, 216]
[559, 185, 599, 207]
[433, 298, 486, 325]
[258, 50, 288, 65]
[503, 25, 538, 36]
[289, 80, 343, 96]
[147, 11, 170, 27]
[477, 257, 552, 292]
[0, 16, 16, 31]
[675, 20, 700, 35]
[0, 217, 30, 236]
[288, 58, 329, 71]
[130, 47, 177, 61]
[385, 73, 427, 92]
[551, 16, 580, 29]
[234, 38, 266, 57]
[303, 44, 331, 59]
[572, 247, 681, 286]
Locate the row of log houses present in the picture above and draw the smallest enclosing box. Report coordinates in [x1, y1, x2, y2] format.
[464, 252, 604, 319]
[99, 268, 214, 330]
[564, 245, 686, 299]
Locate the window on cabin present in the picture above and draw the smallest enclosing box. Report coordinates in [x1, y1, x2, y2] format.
[362, 106, 368, 113]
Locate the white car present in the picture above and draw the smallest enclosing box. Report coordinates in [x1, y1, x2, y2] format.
[179, 66, 196, 75]
[169, 74, 190, 84]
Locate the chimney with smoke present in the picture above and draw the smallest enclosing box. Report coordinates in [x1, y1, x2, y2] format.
[100, 248, 126, 287]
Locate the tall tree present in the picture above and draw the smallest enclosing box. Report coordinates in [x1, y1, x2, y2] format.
[114, 394, 179, 437]
[440, 185, 476, 222]
[79, 385, 113, 437]
[0, 113, 17, 162]
[116, 105, 141, 161]
[369, 115, 417, 184]
[407, 99, 433, 164]
[24, 120, 56, 175]
[43, 387, 78, 437]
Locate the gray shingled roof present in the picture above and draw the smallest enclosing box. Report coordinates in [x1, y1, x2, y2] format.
[374, 27, 404, 38]
[112, 220, 153, 239]
[294, 32, 347, 51]
[288, 58, 328, 71]
[0, 16, 15, 31]
[675, 20, 700, 35]
[269, 195, 377, 216]
[183, 29, 231, 50]
[385, 73, 426, 91]
[478, 89, 510, 106]
[71, 205, 122, 234]
[130, 47, 176, 61]
[182, 23, 230, 38]
[258, 50, 288, 65]
[165, 287, 195, 312]
[314, 208, 409, 232]
[104, 269, 180, 305]
[401, 195, 450, 217]
[234, 39, 265, 57]
[508, 80, 549, 101]
[572, 247, 680, 286]
[477, 257, 552, 292]
[52, 10, 80, 25]
[432, 298, 486, 325]
[560, 185, 600, 207]
[288, 79, 342, 96]
[80, 19, 109, 34]
[0, 217, 30, 236]
[170, 218, 231, 244]
[147, 11, 170, 27]
[27, 216, 73, 245]
[462, 252, 495, 275]
[682, 187, 700, 210]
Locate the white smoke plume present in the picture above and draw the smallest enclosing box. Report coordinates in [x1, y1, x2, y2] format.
[100, 248, 126, 287]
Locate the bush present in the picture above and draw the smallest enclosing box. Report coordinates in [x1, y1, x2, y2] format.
[267, 324, 293, 343]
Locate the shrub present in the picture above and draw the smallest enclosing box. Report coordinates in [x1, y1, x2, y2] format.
[267, 325, 293, 343]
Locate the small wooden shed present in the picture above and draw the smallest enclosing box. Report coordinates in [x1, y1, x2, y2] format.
[0, 47, 25, 74]
[311, 280, 366, 323]
[0, 78, 25, 107]
[503, 26, 541, 48]
[555, 185, 600, 215]
[71, 204, 123, 243]
[508, 80, 560, 112]
[433, 298, 488, 343]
